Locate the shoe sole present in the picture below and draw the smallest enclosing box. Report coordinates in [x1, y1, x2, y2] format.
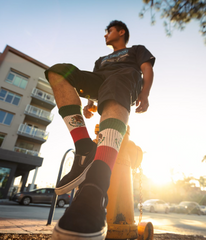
[55, 161, 93, 195]
[51, 221, 107, 240]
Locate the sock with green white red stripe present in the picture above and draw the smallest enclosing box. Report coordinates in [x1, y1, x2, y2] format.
[94, 118, 126, 170]
[59, 105, 94, 155]
[84, 118, 126, 193]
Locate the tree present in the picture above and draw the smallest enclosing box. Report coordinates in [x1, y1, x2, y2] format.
[198, 176, 206, 189]
[139, 0, 206, 44]
[201, 155, 206, 162]
[175, 176, 196, 190]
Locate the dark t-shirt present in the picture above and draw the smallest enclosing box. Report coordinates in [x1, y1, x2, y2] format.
[93, 45, 155, 76]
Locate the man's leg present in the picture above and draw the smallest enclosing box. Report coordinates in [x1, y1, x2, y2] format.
[48, 71, 81, 107]
[89, 100, 128, 178]
[85, 100, 128, 203]
[100, 100, 129, 124]
[51, 100, 129, 240]
[48, 72, 96, 195]
[97, 100, 129, 169]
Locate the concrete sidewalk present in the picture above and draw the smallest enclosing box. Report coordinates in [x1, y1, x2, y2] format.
[0, 200, 205, 238]
[0, 199, 55, 234]
[0, 217, 167, 235]
[1, 218, 206, 240]
[0, 218, 55, 234]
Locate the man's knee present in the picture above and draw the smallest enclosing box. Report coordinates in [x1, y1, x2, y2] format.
[46, 71, 65, 87]
[47, 71, 62, 80]
[104, 100, 129, 114]
[45, 63, 77, 82]
[101, 100, 129, 120]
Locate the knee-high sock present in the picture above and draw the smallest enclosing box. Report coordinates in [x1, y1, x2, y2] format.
[94, 118, 126, 170]
[59, 105, 94, 155]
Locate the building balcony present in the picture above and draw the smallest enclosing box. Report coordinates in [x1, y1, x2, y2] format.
[14, 147, 39, 157]
[31, 88, 55, 110]
[24, 105, 54, 126]
[17, 124, 49, 144]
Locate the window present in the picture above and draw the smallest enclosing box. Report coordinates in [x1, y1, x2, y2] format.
[5, 70, 28, 89]
[0, 110, 14, 125]
[0, 134, 6, 147]
[25, 124, 38, 135]
[0, 89, 21, 106]
[46, 189, 54, 194]
[36, 189, 46, 194]
[19, 142, 34, 150]
[0, 167, 11, 189]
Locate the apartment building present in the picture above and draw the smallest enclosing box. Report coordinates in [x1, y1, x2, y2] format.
[0, 45, 55, 199]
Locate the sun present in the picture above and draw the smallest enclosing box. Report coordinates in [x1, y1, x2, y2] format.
[148, 170, 172, 186]
[141, 158, 172, 186]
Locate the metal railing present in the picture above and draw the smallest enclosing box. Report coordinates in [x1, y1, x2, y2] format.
[31, 88, 55, 105]
[17, 124, 49, 141]
[14, 146, 39, 156]
[25, 105, 54, 122]
[47, 149, 75, 225]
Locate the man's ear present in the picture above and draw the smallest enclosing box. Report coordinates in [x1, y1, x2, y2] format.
[119, 29, 125, 37]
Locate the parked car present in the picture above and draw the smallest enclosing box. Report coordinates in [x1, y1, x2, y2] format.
[200, 205, 206, 215]
[168, 203, 177, 213]
[138, 199, 169, 213]
[175, 201, 202, 215]
[10, 188, 70, 207]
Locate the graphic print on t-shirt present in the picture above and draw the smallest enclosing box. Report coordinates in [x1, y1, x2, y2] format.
[101, 49, 129, 67]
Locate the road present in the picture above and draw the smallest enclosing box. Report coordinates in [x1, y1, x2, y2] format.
[134, 209, 206, 237]
[0, 201, 65, 221]
[0, 201, 206, 236]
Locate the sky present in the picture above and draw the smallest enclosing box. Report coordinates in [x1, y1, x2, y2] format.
[0, 0, 206, 188]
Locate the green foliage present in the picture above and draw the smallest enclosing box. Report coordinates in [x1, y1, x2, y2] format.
[199, 176, 206, 188]
[139, 0, 206, 44]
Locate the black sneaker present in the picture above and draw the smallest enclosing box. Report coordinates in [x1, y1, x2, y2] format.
[51, 183, 108, 240]
[55, 143, 97, 195]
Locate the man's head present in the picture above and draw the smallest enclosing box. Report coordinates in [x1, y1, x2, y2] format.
[105, 20, 129, 45]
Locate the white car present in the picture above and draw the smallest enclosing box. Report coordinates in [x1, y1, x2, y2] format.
[138, 199, 169, 214]
[200, 205, 206, 215]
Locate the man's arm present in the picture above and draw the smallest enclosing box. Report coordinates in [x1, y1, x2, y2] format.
[83, 59, 100, 118]
[135, 61, 154, 113]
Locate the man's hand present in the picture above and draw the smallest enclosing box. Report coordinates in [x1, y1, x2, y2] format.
[83, 100, 94, 119]
[135, 92, 149, 113]
[136, 61, 154, 113]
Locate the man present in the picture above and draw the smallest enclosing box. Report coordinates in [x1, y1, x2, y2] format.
[45, 20, 155, 240]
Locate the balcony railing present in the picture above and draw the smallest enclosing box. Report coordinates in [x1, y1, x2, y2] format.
[17, 124, 49, 141]
[25, 105, 54, 122]
[14, 146, 39, 157]
[31, 88, 55, 105]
